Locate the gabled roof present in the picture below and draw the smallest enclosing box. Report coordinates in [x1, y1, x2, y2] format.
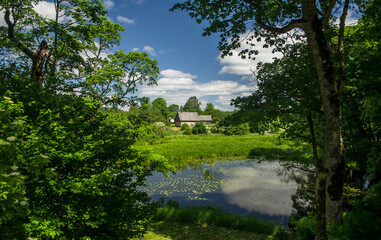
[176, 112, 212, 122]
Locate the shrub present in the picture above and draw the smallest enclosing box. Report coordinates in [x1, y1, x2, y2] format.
[294, 214, 315, 240]
[183, 126, 192, 135]
[330, 182, 381, 240]
[0, 92, 169, 239]
[181, 123, 190, 131]
[192, 122, 207, 135]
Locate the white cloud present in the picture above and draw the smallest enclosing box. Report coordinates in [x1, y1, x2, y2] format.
[131, 46, 160, 56]
[103, 0, 115, 10]
[139, 69, 253, 110]
[143, 46, 157, 56]
[34, 1, 57, 20]
[117, 15, 135, 25]
[161, 69, 197, 79]
[130, 0, 145, 4]
[217, 33, 283, 76]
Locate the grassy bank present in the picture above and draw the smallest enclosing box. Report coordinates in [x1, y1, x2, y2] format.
[136, 134, 312, 168]
[134, 205, 288, 240]
[136, 221, 269, 240]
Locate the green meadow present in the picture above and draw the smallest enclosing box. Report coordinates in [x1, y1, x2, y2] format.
[136, 133, 312, 168]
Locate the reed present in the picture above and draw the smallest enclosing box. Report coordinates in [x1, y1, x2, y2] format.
[152, 205, 276, 236]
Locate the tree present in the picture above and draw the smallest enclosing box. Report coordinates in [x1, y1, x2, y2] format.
[203, 102, 228, 123]
[183, 96, 201, 113]
[168, 104, 180, 118]
[232, 43, 326, 230]
[1, 0, 158, 108]
[152, 97, 169, 119]
[203, 103, 216, 115]
[172, 0, 354, 237]
[0, 0, 165, 238]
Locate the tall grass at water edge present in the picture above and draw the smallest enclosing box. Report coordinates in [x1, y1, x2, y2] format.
[152, 205, 277, 237]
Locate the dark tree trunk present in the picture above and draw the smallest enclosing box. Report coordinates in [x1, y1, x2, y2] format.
[32, 40, 49, 85]
[307, 112, 327, 239]
[302, 1, 345, 228]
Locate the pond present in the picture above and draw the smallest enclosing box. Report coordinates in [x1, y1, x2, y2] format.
[144, 160, 308, 225]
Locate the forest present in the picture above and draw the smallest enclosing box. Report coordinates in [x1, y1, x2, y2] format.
[1, 0, 380, 239]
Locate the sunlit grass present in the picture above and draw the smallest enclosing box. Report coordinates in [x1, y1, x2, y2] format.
[136, 134, 312, 168]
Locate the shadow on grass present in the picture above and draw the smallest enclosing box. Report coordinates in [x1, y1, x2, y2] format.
[139, 221, 268, 240]
[248, 147, 312, 164]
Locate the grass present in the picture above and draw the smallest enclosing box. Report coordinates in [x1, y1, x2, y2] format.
[136, 134, 312, 168]
[135, 221, 269, 240]
[152, 206, 276, 235]
[133, 204, 281, 240]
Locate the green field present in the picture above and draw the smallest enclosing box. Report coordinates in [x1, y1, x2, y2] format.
[136, 134, 312, 168]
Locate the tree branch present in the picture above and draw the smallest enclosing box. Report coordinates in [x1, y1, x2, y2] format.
[4, 8, 35, 60]
[337, 0, 349, 96]
[243, 0, 306, 33]
[322, 0, 338, 26]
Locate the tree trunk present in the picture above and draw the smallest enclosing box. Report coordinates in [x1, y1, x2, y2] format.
[303, 12, 345, 227]
[32, 39, 49, 85]
[307, 112, 327, 239]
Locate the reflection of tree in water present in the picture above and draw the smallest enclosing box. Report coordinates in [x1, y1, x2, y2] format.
[275, 161, 312, 184]
[275, 162, 315, 226]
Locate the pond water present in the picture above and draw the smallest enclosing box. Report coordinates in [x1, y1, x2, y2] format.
[144, 160, 308, 225]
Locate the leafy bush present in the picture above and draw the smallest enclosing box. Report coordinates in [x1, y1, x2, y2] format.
[0, 91, 168, 239]
[330, 182, 381, 240]
[183, 126, 192, 135]
[267, 225, 290, 240]
[192, 122, 207, 134]
[152, 122, 166, 138]
[294, 214, 316, 240]
[181, 123, 192, 135]
[211, 123, 250, 135]
[181, 123, 190, 131]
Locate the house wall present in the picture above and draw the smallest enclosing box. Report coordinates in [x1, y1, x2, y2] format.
[176, 121, 196, 127]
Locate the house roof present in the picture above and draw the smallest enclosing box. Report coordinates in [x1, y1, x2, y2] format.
[176, 112, 212, 122]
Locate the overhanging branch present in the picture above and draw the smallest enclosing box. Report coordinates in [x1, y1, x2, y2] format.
[243, 0, 306, 33]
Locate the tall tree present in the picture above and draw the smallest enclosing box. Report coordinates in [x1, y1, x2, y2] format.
[232, 43, 326, 231]
[1, 0, 158, 108]
[0, 0, 164, 238]
[168, 104, 180, 118]
[152, 97, 169, 119]
[172, 0, 354, 237]
[183, 96, 201, 113]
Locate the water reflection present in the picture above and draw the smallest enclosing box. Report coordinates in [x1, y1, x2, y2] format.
[144, 160, 306, 225]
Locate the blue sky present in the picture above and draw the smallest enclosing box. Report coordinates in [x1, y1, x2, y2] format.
[102, 0, 277, 111]
[2, 0, 359, 111]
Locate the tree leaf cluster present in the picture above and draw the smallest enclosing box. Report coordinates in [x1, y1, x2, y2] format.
[0, 0, 167, 238]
